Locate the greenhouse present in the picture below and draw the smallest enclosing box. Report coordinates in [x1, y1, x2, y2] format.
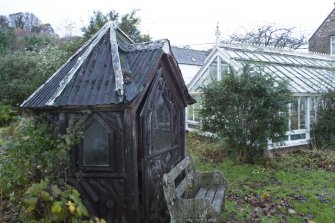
[187, 43, 335, 148]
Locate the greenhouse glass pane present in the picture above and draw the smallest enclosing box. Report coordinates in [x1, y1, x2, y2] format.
[291, 99, 298, 130]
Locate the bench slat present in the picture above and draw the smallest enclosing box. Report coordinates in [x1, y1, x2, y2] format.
[167, 156, 191, 181]
[212, 185, 226, 213]
[176, 170, 195, 198]
[195, 186, 208, 199]
[204, 186, 217, 203]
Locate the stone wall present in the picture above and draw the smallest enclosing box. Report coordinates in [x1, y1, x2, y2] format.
[309, 8, 335, 54]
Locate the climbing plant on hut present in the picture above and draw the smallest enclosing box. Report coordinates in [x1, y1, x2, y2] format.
[0, 113, 106, 222]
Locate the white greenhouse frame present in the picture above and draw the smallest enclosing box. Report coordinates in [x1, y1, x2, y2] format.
[186, 43, 335, 149]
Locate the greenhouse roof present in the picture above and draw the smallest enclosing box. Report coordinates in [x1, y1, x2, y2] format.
[190, 43, 335, 94]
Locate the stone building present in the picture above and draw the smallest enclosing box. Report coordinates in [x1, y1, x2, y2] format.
[309, 4, 335, 54]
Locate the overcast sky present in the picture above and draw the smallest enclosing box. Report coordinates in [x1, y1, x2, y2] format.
[1, 0, 334, 49]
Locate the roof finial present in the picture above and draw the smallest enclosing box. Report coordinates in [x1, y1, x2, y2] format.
[215, 22, 221, 46]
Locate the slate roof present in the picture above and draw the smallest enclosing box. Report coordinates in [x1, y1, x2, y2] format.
[21, 23, 183, 109]
[189, 43, 335, 94]
[171, 47, 209, 66]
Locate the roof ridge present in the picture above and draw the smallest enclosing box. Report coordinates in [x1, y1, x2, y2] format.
[126, 39, 169, 52]
[171, 46, 209, 53]
[219, 41, 335, 61]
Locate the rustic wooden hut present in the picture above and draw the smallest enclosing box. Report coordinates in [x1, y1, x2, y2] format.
[21, 22, 193, 222]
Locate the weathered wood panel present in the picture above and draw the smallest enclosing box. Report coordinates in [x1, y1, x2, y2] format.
[139, 68, 185, 222]
[75, 178, 129, 222]
[54, 111, 138, 223]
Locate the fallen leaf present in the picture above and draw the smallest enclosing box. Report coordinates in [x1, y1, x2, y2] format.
[288, 208, 296, 214]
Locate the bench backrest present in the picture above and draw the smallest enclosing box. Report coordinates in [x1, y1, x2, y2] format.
[163, 156, 195, 200]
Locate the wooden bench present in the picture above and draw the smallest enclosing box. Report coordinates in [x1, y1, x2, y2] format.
[162, 156, 228, 223]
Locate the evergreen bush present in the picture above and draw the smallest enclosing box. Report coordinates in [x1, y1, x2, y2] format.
[312, 90, 335, 150]
[199, 64, 290, 163]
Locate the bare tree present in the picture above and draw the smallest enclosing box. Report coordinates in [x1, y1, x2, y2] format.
[8, 12, 41, 31]
[8, 12, 25, 29]
[0, 15, 10, 31]
[227, 24, 308, 50]
[31, 23, 55, 34]
[23, 12, 41, 31]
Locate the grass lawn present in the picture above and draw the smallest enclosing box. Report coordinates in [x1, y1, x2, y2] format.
[1, 124, 334, 222]
[187, 132, 335, 223]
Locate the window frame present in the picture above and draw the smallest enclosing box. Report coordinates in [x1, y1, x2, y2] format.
[78, 113, 117, 172]
[330, 36, 335, 54]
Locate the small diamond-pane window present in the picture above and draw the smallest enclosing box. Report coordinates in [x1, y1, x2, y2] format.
[83, 121, 109, 166]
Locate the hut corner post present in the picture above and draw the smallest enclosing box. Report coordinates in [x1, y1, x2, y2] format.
[110, 23, 124, 101]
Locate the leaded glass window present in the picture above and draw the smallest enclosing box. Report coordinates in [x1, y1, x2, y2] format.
[83, 121, 109, 166]
[152, 94, 172, 153]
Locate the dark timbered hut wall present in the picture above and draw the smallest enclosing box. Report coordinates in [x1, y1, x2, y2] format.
[21, 22, 193, 223]
[138, 65, 185, 222]
[49, 109, 139, 222]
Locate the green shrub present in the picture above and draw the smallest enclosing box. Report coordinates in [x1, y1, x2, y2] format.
[0, 31, 11, 54]
[21, 179, 91, 222]
[0, 44, 71, 106]
[0, 103, 17, 126]
[0, 115, 89, 222]
[199, 64, 290, 163]
[312, 90, 335, 150]
[0, 51, 40, 105]
[1, 117, 70, 195]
